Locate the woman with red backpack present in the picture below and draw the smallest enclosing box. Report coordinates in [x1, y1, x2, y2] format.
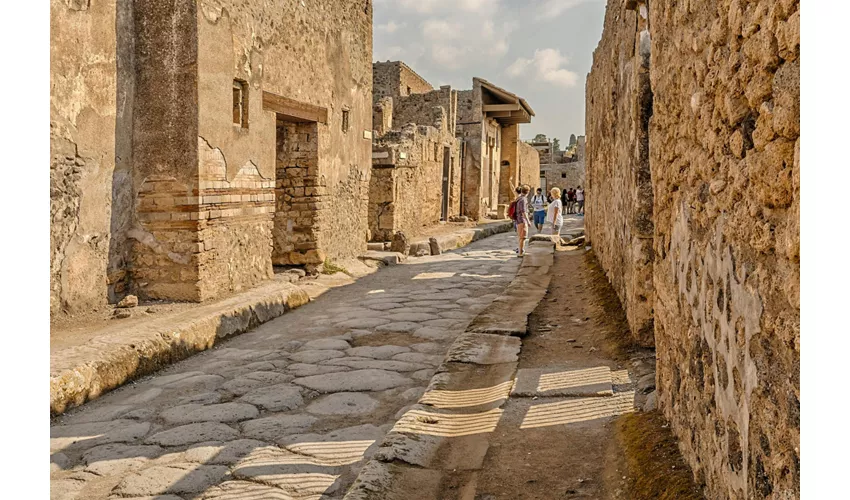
[511, 185, 531, 256]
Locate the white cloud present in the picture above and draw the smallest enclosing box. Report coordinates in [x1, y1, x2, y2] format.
[506, 48, 578, 88]
[377, 20, 407, 33]
[534, 0, 599, 20]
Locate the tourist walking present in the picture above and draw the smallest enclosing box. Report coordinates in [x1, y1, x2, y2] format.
[576, 186, 585, 215]
[513, 185, 531, 256]
[530, 188, 547, 233]
[567, 187, 576, 214]
[547, 187, 564, 238]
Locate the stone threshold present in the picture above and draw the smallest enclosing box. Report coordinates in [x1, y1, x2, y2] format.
[50, 222, 515, 417]
[343, 239, 556, 499]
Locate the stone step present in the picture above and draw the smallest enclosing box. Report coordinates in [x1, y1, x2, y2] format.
[511, 366, 614, 398]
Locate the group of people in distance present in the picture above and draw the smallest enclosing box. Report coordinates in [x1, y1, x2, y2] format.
[510, 184, 584, 257]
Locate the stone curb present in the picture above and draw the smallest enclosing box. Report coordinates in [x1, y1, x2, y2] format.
[50, 222, 517, 417]
[50, 282, 310, 416]
[408, 220, 513, 256]
[343, 239, 556, 499]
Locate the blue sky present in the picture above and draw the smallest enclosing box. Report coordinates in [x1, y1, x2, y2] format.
[372, 0, 607, 141]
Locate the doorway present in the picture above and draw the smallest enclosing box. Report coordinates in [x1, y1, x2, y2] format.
[441, 147, 451, 221]
[274, 119, 319, 265]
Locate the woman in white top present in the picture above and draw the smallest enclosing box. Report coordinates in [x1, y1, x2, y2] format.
[547, 187, 564, 237]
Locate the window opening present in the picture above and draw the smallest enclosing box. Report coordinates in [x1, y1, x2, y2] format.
[233, 80, 248, 128]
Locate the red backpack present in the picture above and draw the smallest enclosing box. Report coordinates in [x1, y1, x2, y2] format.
[507, 200, 518, 220]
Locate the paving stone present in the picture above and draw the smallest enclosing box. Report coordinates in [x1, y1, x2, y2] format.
[83, 443, 163, 465]
[376, 427, 491, 470]
[113, 463, 230, 496]
[146, 423, 238, 447]
[278, 423, 387, 446]
[184, 439, 266, 465]
[238, 384, 304, 411]
[413, 327, 453, 340]
[411, 342, 444, 354]
[386, 312, 441, 322]
[116, 388, 163, 405]
[439, 310, 472, 320]
[219, 373, 292, 396]
[387, 307, 439, 314]
[51, 420, 152, 453]
[322, 358, 430, 372]
[149, 372, 205, 387]
[162, 374, 225, 390]
[423, 318, 466, 328]
[411, 369, 436, 381]
[336, 317, 392, 329]
[288, 349, 346, 364]
[365, 302, 404, 311]
[305, 392, 380, 415]
[293, 369, 412, 393]
[60, 404, 132, 425]
[300, 338, 351, 350]
[241, 414, 318, 441]
[50, 478, 88, 500]
[406, 300, 450, 307]
[344, 460, 476, 500]
[346, 345, 411, 359]
[243, 361, 276, 371]
[160, 402, 259, 424]
[85, 456, 148, 476]
[178, 392, 222, 405]
[286, 363, 351, 377]
[374, 321, 424, 333]
[123, 408, 156, 420]
[214, 348, 278, 361]
[400, 387, 427, 401]
[393, 352, 444, 365]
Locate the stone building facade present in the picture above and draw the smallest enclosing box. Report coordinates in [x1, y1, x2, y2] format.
[50, 0, 373, 314]
[586, 0, 799, 498]
[541, 136, 586, 193]
[373, 61, 434, 102]
[457, 78, 536, 220]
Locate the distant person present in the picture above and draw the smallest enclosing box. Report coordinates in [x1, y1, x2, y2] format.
[513, 185, 531, 256]
[576, 186, 585, 215]
[560, 187, 568, 211]
[567, 188, 577, 214]
[547, 187, 564, 238]
[530, 188, 547, 232]
[508, 185, 523, 252]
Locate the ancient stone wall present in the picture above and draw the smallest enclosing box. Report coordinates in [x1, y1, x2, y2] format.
[50, 0, 127, 314]
[373, 61, 434, 102]
[392, 86, 457, 136]
[370, 124, 460, 241]
[542, 136, 585, 192]
[518, 141, 542, 191]
[50, 0, 373, 313]
[586, 0, 800, 498]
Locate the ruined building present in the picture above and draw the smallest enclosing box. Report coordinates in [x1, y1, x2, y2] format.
[458, 78, 539, 219]
[50, 1, 373, 315]
[370, 63, 539, 237]
[370, 63, 461, 241]
[539, 136, 586, 193]
[586, 0, 799, 498]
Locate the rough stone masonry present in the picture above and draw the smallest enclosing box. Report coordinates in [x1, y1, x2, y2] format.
[50, 0, 373, 315]
[586, 1, 799, 498]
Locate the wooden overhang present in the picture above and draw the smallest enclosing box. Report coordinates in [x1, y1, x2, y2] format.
[262, 91, 329, 124]
[477, 78, 535, 126]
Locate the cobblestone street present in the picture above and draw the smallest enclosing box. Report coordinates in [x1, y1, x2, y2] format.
[50, 233, 521, 500]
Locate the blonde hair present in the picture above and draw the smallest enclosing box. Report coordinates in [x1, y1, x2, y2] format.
[550, 187, 561, 198]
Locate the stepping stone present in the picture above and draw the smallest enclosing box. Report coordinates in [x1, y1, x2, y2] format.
[146, 423, 238, 446]
[113, 463, 229, 496]
[346, 345, 410, 359]
[293, 369, 411, 393]
[160, 403, 259, 425]
[306, 392, 380, 415]
[240, 415, 317, 442]
[288, 349, 346, 364]
[511, 366, 614, 397]
[279, 423, 387, 447]
[287, 363, 351, 377]
[441, 333, 521, 366]
[239, 384, 304, 411]
[300, 338, 351, 351]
